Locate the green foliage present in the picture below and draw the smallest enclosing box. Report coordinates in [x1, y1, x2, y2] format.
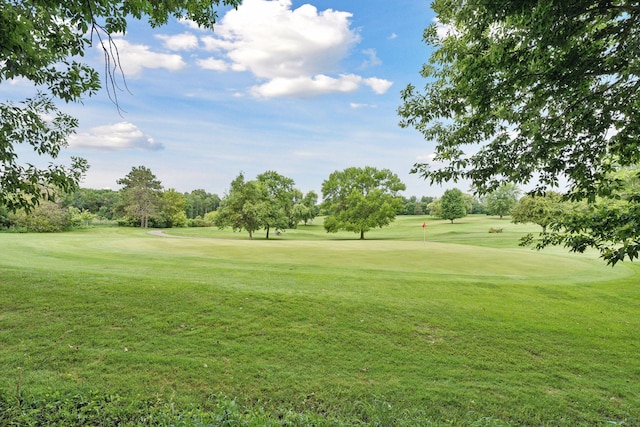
[184, 189, 220, 219]
[158, 189, 188, 228]
[440, 188, 467, 223]
[1, 0, 239, 212]
[484, 184, 520, 219]
[215, 171, 304, 239]
[117, 166, 163, 228]
[65, 188, 122, 220]
[215, 172, 269, 239]
[398, 0, 640, 262]
[296, 190, 320, 224]
[7, 200, 71, 232]
[427, 198, 442, 218]
[511, 191, 565, 233]
[257, 170, 297, 238]
[321, 166, 406, 239]
[0, 96, 89, 213]
[523, 169, 640, 265]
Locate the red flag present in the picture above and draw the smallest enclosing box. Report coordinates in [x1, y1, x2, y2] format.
[422, 222, 426, 228]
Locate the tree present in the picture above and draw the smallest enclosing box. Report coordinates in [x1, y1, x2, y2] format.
[159, 189, 188, 228]
[440, 188, 467, 223]
[398, 1, 640, 263]
[9, 200, 71, 232]
[295, 190, 319, 225]
[512, 191, 565, 234]
[321, 167, 406, 239]
[524, 168, 640, 265]
[1, 1, 239, 212]
[214, 173, 268, 240]
[185, 189, 220, 219]
[256, 171, 296, 239]
[117, 166, 162, 228]
[65, 188, 121, 219]
[484, 184, 520, 219]
[427, 198, 442, 218]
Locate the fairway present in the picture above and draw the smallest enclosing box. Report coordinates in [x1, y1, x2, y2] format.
[1, 216, 639, 425]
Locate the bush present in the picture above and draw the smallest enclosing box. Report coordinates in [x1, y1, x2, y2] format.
[488, 227, 503, 233]
[8, 201, 71, 232]
[188, 215, 213, 227]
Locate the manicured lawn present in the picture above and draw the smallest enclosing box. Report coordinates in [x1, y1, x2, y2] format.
[1, 216, 638, 425]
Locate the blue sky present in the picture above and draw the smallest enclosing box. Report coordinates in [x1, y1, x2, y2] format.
[10, 0, 446, 198]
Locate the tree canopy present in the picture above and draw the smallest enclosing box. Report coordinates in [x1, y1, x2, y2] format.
[398, 0, 640, 263]
[0, 0, 240, 212]
[214, 172, 268, 240]
[321, 166, 405, 239]
[256, 171, 296, 239]
[512, 191, 565, 234]
[439, 188, 466, 224]
[485, 184, 520, 219]
[117, 166, 163, 228]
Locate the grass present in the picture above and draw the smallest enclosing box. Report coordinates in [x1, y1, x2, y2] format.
[0, 215, 639, 425]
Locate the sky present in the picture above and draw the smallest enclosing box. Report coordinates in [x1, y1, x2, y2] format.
[7, 0, 447, 198]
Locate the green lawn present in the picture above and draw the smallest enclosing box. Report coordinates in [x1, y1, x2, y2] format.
[1, 215, 639, 425]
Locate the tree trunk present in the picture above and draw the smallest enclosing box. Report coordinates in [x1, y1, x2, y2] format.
[360, 230, 365, 240]
[266, 226, 270, 239]
[249, 230, 253, 240]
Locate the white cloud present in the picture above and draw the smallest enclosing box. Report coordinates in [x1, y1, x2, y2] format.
[252, 74, 363, 98]
[196, 57, 230, 71]
[363, 77, 393, 94]
[196, 0, 392, 97]
[360, 48, 382, 68]
[69, 122, 164, 151]
[350, 103, 377, 109]
[388, 33, 398, 40]
[178, 17, 205, 31]
[102, 38, 185, 76]
[416, 153, 437, 162]
[155, 33, 199, 50]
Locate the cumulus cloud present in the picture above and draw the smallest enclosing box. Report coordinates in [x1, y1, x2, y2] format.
[195, 0, 392, 97]
[363, 77, 393, 94]
[69, 122, 164, 151]
[251, 74, 363, 98]
[104, 38, 185, 76]
[155, 32, 199, 50]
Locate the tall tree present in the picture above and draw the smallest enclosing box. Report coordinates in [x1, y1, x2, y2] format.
[214, 173, 268, 240]
[117, 166, 162, 228]
[398, 0, 640, 263]
[484, 184, 520, 219]
[321, 167, 406, 239]
[256, 170, 296, 239]
[440, 188, 467, 223]
[1, 0, 240, 212]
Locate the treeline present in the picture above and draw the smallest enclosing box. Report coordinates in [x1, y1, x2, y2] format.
[2, 164, 541, 235]
[0, 165, 435, 234]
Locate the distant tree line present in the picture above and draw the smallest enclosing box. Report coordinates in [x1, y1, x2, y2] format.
[8, 164, 605, 237]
